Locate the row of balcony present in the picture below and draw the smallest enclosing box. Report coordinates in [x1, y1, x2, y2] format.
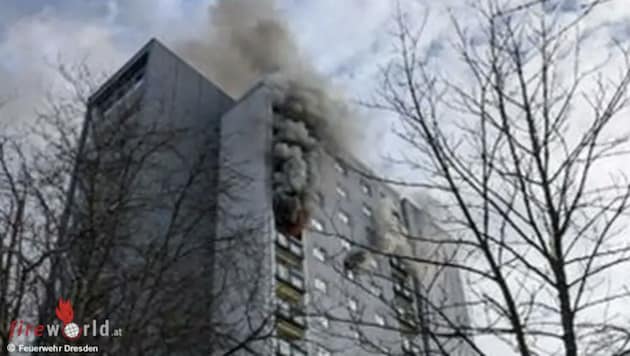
[275, 232, 308, 355]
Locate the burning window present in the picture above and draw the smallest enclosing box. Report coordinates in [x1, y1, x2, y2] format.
[345, 268, 355, 280]
[271, 108, 318, 237]
[340, 239, 351, 251]
[369, 258, 378, 269]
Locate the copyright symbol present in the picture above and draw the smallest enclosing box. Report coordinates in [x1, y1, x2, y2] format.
[7, 343, 15, 352]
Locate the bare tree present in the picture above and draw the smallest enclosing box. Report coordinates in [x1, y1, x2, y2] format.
[0, 64, 278, 356]
[360, 0, 630, 355]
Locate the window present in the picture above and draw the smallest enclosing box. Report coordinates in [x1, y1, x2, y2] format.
[277, 264, 289, 280]
[278, 299, 290, 311]
[289, 241, 303, 257]
[334, 160, 347, 176]
[390, 256, 402, 268]
[277, 264, 304, 290]
[276, 232, 289, 248]
[314, 278, 327, 293]
[98, 54, 148, 116]
[369, 258, 378, 269]
[313, 246, 326, 262]
[346, 268, 355, 280]
[341, 239, 351, 250]
[348, 297, 358, 311]
[360, 181, 372, 196]
[392, 210, 402, 225]
[351, 329, 360, 339]
[277, 233, 303, 258]
[290, 272, 304, 290]
[369, 283, 383, 297]
[317, 347, 331, 356]
[338, 211, 350, 225]
[336, 186, 348, 199]
[277, 339, 291, 355]
[402, 338, 412, 351]
[314, 192, 325, 207]
[375, 314, 386, 326]
[311, 218, 324, 232]
[361, 204, 372, 217]
[315, 316, 329, 329]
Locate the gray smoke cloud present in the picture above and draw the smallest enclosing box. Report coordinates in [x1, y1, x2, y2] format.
[175, 0, 360, 233]
[176, 0, 358, 151]
[373, 196, 411, 254]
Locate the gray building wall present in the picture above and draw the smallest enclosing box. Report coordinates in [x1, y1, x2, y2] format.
[72, 39, 236, 355]
[214, 83, 277, 355]
[211, 82, 473, 355]
[304, 152, 406, 355]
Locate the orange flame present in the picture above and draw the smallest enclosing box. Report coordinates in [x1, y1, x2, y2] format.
[55, 298, 74, 324]
[284, 209, 309, 237]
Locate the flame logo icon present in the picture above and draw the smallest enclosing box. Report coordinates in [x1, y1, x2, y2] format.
[55, 299, 74, 324]
[55, 298, 81, 341]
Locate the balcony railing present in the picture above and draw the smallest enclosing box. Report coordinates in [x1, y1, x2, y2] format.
[276, 300, 306, 328]
[276, 338, 307, 356]
[390, 256, 408, 273]
[276, 232, 304, 259]
[396, 306, 418, 329]
[402, 338, 422, 355]
[276, 264, 305, 293]
[393, 281, 414, 300]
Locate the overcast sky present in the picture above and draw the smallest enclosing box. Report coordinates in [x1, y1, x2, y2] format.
[3, 0, 630, 165]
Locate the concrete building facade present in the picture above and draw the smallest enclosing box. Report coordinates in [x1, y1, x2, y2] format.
[76, 39, 471, 355]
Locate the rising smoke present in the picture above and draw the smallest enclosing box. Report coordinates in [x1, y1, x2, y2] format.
[176, 0, 359, 235]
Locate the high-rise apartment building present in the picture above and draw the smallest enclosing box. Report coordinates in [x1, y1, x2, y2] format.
[72, 39, 471, 355]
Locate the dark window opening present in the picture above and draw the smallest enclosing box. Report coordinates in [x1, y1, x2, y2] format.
[95, 53, 148, 113]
